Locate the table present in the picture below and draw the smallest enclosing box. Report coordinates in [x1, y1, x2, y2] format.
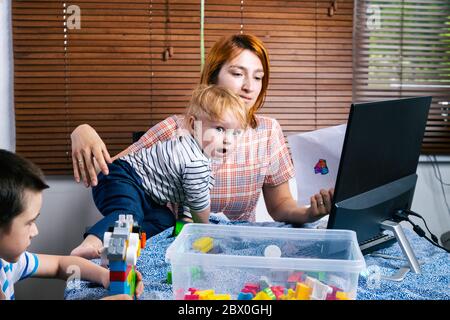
[65, 215, 450, 300]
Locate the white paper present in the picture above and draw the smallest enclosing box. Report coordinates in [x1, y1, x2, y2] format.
[287, 124, 346, 206]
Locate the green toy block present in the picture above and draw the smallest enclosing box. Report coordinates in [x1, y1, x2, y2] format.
[190, 266, 203, 281]
[172, 220, 189, 237]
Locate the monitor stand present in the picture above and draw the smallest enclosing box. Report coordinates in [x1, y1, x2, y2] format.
[377, 220, 421, 281]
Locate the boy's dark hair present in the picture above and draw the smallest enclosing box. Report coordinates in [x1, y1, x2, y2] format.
[0, 149, 49, 229]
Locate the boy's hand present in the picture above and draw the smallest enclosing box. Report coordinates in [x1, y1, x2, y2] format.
[101, 269, 144, 299]
[101, 294, 133, 300]
[135, 270, 144, 298]
[0, 289, 5, 300]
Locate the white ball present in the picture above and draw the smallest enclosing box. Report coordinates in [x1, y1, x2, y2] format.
[264, 244, 282, 258]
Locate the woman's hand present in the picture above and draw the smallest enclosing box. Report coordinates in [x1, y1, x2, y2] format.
[306, 188, 334, 222]
[71, 124, 112, 187]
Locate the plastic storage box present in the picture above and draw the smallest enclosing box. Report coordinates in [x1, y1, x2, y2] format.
[166, 224, 366, 300]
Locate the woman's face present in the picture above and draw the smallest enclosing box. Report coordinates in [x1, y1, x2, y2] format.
[216, 49, 264, 108]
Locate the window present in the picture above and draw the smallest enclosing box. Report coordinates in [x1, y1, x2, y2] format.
[13, 0, 353, 174]
[353, 0, 450, 154]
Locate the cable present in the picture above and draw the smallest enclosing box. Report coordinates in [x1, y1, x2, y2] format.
[428, 155, 450, 186]
[403, 209, 439, 243]
[394, 210, 450, 253]
[427, 155, 450, 215]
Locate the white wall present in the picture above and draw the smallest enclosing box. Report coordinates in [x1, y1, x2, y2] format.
[14, 177, 103, 299]
[0, 0, 15, 151]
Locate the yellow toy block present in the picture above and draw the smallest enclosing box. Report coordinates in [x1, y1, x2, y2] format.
[210, 294, 231, 300]
[195, 289, 215, 300]
[253, 291, 272, 300]
[336, 291, 349, 300]
[295, 282, 312, 300]
[192, 237, 214, 253]
[287, 288, 296, 300]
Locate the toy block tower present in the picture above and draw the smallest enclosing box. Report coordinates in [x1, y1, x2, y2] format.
[101, 214, 146, 297]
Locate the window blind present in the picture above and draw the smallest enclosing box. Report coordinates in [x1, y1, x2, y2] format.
[13, 0, 353, 174]
[353, 0, 450, 154]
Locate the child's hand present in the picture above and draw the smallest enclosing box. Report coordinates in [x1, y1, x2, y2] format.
[0, 289, 6, 300]
[101, 269, 144, 299]
[135, 270, 144, 298]
[101, 294, 133, 300]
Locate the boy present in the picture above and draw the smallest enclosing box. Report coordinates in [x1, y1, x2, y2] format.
[0, 149, 143, 300]
[71, 85, 249, 259]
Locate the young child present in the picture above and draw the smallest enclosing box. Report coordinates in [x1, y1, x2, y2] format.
[0, 149, 143, 300]
[71, 85, 249, 259]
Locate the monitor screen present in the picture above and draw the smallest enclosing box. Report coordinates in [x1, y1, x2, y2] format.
[327, 96, 432, 253]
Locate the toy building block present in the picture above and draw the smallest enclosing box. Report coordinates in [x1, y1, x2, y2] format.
[335, 291, 349, 300]
[262, 287, 277, 300]
[295, 282, 312, 300]
[287, 271, 303, 288]
[102, 214, 146, 297]
[237, 292, 254, 300]
[166, 271, 172, 284]
[184, 294, 199, 300]
[192, 237, 214, 253]
[190, 266, 203, 281]
[194, 289, 215, 300]
[303, 276, 333, 300]
[253, 291, 272, 300]
[210, 294, 231, 300]
[172, 219, 189, 237]
[258, 276, 271, 290]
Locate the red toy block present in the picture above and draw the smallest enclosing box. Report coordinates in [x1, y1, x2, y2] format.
[287, 272, 303, 283]
[110, 265, 133, 282]
[241, 287, 257, 296]
[184, 294, 199, 300]
[110, 271, 127, 282]
[244, 283, 260, 291]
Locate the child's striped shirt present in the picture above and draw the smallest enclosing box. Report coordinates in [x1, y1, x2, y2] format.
[121, 134, 214, 212]
[0, 252, 39, 300]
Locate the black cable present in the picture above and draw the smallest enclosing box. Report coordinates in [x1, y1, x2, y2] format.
[394, 210, 450, 253]
[427, 155, 450, 186]
[403, 209, 439, 243]
[427, 155, 450, 216]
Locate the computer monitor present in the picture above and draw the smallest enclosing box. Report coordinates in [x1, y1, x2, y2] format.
[327, 96, 432, 276]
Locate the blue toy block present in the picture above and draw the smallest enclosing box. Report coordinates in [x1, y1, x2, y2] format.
[109, 261, 127, 272]
[109, 281, 131, 295]
[237, 292, 254, 300]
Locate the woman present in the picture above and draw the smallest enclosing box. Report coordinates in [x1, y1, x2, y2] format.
[70, 34, 334, 258]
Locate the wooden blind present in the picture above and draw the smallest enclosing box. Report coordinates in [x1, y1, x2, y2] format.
[13, 0, 353, 175]
[353, 0, 450, 154]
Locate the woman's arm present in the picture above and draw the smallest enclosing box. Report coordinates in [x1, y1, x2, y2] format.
[262, 181, 333, 224]
[71, 116, 180, 187]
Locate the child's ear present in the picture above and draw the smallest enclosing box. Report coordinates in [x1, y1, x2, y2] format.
[188, 116, 195, 131]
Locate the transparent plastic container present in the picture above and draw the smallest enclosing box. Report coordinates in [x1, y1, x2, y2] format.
[165, 224, 366, 300]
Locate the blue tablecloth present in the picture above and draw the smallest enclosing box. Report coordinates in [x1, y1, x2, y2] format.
[65, 216, 450, 300]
